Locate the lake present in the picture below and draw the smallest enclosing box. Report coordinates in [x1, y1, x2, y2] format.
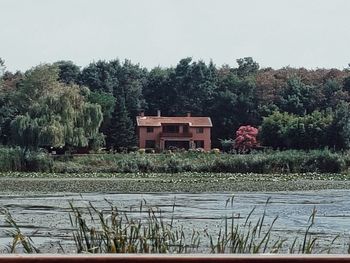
[0, 190, 350, 253]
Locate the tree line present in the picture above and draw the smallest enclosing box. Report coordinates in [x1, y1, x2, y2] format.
[1, 57, 350, 151]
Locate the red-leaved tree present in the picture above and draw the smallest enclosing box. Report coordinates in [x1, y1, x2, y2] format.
[234, 125, 258, 153]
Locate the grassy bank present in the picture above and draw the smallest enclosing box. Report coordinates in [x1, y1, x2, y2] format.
[1, 147, 350, 174]
[53, 150, 347, 174]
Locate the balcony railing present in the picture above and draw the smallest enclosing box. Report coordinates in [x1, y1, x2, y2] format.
[160, 132, 193, 138]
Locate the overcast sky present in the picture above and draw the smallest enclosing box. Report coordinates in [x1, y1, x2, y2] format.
[1, 0, 350, 72]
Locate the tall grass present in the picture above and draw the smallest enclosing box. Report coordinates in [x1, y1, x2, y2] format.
[0, 147, 53, 172]
[54, 149, 346, 174]
[67, 199, 345, 254]
[69, 199, 201, 253]
[0, 207, 39, 253]
[1, 198, 346, 254]
[0, 146, 347, 173]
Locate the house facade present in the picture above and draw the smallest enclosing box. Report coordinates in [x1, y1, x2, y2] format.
[136, 111, 212, 151]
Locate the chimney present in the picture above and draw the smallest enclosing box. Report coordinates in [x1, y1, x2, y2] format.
[187, 112, 191, 117]
[140, 110, 145, 117]
[157, 110, 161, 117]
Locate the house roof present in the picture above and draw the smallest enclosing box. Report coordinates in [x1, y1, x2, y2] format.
[136, 116, 212, 127]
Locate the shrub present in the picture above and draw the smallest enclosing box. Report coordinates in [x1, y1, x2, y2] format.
[25, 151, 53, 172]
[235, 125, 258, 153]
[0, 147, 53, 172]
[145, 148, 155, 154]
[260, 111, 333, 150]
[219, 139, 234, 152]
[210, 148, 221, 154]
[138, 148, 146, 154]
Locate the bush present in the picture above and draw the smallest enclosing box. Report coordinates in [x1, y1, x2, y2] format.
[138, 148, 146, 154]
[0, 147, 53, 172]
[211, 148, 221, 154]
[260, 111, 333, 150]
[145, 148, 155, 154]
[25, 151, 53, 172]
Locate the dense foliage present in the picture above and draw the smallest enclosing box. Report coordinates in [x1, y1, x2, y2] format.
[50, 150, 346, 174]
[1, 64, 103, 151]
[1, 57, 350, 150]
[234, 125, 258, 152]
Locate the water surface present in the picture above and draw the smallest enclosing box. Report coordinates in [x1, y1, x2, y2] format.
[0, 190, 350, 253]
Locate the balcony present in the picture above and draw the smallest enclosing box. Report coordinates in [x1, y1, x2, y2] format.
[160, 132, 193, 138]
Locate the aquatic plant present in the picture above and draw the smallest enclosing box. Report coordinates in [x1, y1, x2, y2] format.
[0, 207, 39, 253]
[69, 199, 201, 253]
[0, 197, 346, 254]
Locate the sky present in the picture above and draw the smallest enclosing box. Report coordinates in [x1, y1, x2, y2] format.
[1, 0, 350, 72]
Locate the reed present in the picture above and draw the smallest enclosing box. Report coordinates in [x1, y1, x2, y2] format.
[69, 199, 201, 253]
[54, 149, 346, 174]
[0, 207, 39, 253]
[0, 198, 345, 254]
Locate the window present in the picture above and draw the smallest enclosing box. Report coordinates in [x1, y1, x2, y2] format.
[194, 140, 204, 148]
[183, 125, 189, 133]
[196, 127, 204, 134]
[163, 125, 179, 133]
[146, 127, 154, 133]
[145, 140, 156, 148]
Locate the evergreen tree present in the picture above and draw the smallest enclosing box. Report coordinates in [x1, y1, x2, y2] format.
[54, 60, 81, 85]
[106, 97, 136, 150]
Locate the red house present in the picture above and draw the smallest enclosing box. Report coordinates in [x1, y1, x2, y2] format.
[136, 111, 212, 151]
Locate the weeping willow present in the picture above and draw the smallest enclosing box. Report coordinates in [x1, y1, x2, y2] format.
[10, 64, 103, 149]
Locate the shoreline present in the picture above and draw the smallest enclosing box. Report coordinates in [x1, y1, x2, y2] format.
[1, 172, 350, 193]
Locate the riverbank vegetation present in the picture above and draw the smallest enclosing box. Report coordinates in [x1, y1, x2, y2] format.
[1, 148, 348, 174]
[55, 150, 346, 174]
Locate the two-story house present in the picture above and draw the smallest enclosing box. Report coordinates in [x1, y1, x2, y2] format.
[136, 111, 212, 151]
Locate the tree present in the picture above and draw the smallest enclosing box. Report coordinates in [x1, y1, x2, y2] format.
[318, 79, 350, 111]
[113, 59, 147, 119]
[88, 90, 116, 133]
[284, 111, 333, 149]
[0, 66, 22, 145]
[0, 58, 5, 78]
[259, 111, 294, 149]
[80, 60, 118, 94]
[54, 60, 81, 84]
[260, 111, 333, 149]
[236, 57, 259, 78]
[329, 102, 350, 149]
[143, 66, 173, 115]
[234, 125, 258, 153]
[0, 96, 16, 145]
[143, 58, 218, 117]
[106, 97, 136, 150]
[10, 64, 103, 150]
[88, 91, 116, 116]
[344, 76, 350, 93]
[210, 67, 258, 146]
[279, 77, 313, 115]
[80, 59, 147, 117]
